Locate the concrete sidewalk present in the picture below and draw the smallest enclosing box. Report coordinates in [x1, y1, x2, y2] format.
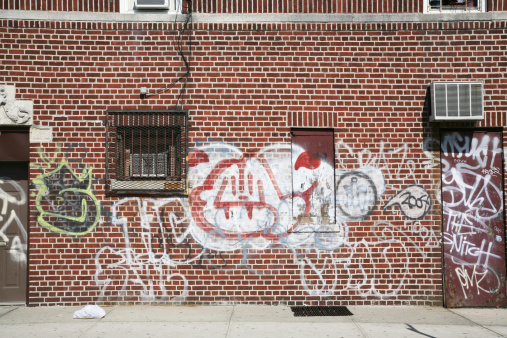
[1, 305, 506, 338]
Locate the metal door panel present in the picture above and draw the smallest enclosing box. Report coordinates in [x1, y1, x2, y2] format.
[441, 130, 507, 307]
[0, 162, 28, 303]
[0, 130, 29, 161]
[291, 129, 335, 225]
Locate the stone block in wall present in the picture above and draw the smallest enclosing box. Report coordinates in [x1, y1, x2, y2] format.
[0, 85, 33, 126]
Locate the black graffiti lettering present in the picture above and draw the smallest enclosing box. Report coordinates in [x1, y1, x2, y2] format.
[384, 185, 432, 220]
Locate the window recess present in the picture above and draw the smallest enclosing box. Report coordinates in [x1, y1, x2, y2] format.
[427, 0, 485, 12]
[105, 110, 188, 196]
[120, 0, 182, 13]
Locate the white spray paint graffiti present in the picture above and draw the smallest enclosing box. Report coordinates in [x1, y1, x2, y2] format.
[95, 198, 192, 302]
[441, 131, 506, 305]
[335, 167, 384, 221]
[34, 139, 440, 303]
[94, 139, 439, 302]
[187, 143, 349, 251]
[0, 178, 27, 263]
[336, 140, 417, 183]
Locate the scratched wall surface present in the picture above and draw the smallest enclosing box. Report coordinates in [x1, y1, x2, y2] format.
[1, 18, 507, 306]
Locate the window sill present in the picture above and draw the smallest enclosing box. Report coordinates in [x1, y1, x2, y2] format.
[108, 179, 186, 196]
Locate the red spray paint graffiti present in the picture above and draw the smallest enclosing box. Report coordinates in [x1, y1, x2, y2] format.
[189, 152, 317, 241]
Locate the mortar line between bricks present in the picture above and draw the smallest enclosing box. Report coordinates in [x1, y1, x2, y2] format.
[448, 309, 505, 338]
[225, 306, 235, 338]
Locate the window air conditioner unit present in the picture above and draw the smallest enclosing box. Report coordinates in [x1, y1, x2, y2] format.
[135, 0, 171, 9]
[430, 81, 484, 122]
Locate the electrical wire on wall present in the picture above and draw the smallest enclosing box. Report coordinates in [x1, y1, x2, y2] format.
[143, 0, 192, 107]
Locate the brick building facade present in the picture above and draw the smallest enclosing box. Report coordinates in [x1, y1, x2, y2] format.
[1, 0, 507, 307]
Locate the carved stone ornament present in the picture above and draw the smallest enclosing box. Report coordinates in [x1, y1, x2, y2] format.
[0, 85, 33, 125]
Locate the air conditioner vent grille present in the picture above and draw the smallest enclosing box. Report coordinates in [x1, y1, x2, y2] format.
[430, 81, 484, 121]
[135, 0, 171, 9]
[137, 0, 167, 4]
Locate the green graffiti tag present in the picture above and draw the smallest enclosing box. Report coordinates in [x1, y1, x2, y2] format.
[33, 161, 101, 236]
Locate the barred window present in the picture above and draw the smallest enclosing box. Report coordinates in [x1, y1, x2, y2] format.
[426, 0, 485, 12]
[105, 110, 188, 196]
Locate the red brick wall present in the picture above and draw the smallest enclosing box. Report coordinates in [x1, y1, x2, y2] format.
[3, 0, 507, 13]
[0, 0, 120, 12]
[2, 18, 507, 306]
[199, 0, 507, 13]
[193, 0, 424, 13]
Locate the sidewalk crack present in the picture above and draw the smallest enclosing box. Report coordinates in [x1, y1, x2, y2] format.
[225, 306, 235, 338]
[0, 306, 19, 319]
[351, 315, 370, 338]
[449, 309, 504, 338]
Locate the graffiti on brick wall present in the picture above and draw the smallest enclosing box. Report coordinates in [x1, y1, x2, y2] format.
[295, 139, 438, 298]
[32, 143, 101, 236]
[33, 140, 440, 302]
[95, 198, 191, 302]
[384, 185, 432, 220]
[188, 143, 343, 251]
[441, 131, 506, 304]
[0, 178, 27, 263]
[335, 169, 382, 221]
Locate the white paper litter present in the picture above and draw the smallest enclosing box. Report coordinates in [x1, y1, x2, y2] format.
[73, 305, 106, 319]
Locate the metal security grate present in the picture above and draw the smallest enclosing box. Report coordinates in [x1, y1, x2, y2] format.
[290, 306, 353, 317]
[105, 110, 188, 196]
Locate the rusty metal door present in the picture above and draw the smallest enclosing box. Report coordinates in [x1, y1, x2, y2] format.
[0, 129, 29, 304]
[441, 130, 507, 307]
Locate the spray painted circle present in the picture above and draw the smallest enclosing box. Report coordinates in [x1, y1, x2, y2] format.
[335, 171, 377, 221]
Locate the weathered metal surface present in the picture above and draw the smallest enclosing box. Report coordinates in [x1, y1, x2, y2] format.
[0, 129, 29, 161]
[0, 162, 28, 303]
[441, 130, 507, 307]
[291, 129, 335, 224]
[291, 306, 353, 316]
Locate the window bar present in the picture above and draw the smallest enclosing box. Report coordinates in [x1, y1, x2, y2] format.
[147, 127, 151, 178]
[150, 114, 154, 178]
[165, 126, 168, 178]
[105, 115, 110, 186]
[123, 127, 126, 179]
[171, 126, 175, 178]
[185, 110, 188, 189]
[155, 126, 159, 178]
[132, 126, 136, 179]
